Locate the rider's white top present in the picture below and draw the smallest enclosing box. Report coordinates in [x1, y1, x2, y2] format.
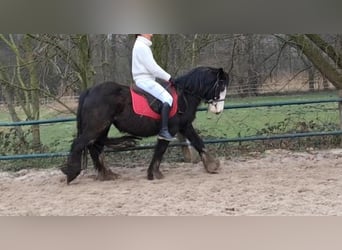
[131, 36, 173, 106]
[132, 36, 171, 83]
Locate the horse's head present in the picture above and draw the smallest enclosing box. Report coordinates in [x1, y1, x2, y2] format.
[175, 66, 229, 114]
[206, 68, 229, 114]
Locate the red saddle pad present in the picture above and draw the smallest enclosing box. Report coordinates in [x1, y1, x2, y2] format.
[130, 86, 178, 120]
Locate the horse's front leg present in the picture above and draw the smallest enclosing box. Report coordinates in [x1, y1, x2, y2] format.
[180, 124, 220, 173]
[147, 139, 170, 180]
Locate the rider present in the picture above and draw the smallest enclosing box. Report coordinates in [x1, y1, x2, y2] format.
[132, 34, 175, 141]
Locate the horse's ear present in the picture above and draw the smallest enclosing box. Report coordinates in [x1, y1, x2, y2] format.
[218, 68, 224, 76]
[218, 68, 229, 82]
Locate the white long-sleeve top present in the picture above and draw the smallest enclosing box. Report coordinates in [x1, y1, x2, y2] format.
[132, 36, 171, 83]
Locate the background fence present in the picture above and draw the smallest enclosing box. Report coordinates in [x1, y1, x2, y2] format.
[2, 95, 342, 161]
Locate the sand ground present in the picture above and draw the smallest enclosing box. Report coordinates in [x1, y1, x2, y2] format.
[1, 148, 342, 215]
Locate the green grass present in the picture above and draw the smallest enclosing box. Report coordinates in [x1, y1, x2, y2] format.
[194, 91, 339, 139]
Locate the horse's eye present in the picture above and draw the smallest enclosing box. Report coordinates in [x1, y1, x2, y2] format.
[220, 83, 226, 90]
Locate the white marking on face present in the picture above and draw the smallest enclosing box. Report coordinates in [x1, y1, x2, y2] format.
[208, 88, 227, 114]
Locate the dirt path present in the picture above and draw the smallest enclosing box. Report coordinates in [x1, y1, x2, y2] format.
[1, 148, 342, 215]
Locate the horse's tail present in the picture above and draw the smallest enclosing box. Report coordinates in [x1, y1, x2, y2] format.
[76, 89, 89, 137]
[61, 88, 91, 183]
[76, 89, 90, 170]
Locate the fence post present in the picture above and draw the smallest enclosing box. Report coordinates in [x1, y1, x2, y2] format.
[338, 90, 342, 146]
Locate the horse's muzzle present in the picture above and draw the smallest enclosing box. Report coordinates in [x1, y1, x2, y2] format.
[208, 102, 225, 114]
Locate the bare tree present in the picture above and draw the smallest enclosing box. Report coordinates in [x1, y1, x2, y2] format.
[0, 34, 42, 150]
[287, 34, 342, 89]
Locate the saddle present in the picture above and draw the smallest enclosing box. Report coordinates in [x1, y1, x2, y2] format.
[130, 79, 178, 120]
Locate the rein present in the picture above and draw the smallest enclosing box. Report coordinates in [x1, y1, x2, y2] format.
[205, 98, 225, 104]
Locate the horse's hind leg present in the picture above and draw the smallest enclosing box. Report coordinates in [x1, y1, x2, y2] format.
[86, 126, 119, 181]
[88, 142, 119, 181]
[147, 139, 170, 180]
[180, 124, 220, 173]
[62, 122, 112, 183]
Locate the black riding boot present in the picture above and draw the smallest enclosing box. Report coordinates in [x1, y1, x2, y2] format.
[158, 103, 175, 141]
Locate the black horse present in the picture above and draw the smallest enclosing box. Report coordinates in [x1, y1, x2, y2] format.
[61, 66, 229, 184]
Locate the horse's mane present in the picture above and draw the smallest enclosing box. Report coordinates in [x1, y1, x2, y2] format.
[175, 66, 228, 99]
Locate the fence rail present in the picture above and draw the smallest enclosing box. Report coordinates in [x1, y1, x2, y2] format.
[0, 117, 76, 127]
[1, 97, 342, 161]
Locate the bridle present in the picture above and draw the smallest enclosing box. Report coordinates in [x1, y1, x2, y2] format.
[176, 71, 227, 105]
[204, 76, 227, 104]
[205, 98, 225, 104]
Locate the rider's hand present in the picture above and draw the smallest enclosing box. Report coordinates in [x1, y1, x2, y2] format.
[169, 77, 175, 85]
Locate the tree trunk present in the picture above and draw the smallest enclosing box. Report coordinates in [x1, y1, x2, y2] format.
[76, 34, 94, 90]
[305, 34, 342, 69]
[322, 77, 329, 90]
[247, 35, 258, 96]
[152, 34, 170, 70]
[308, 67, 315, 91]
[288, 34, 342, 89]
[23, 35, 42, 151]
[191, 34, 198, 67]
[0, 34, 43, 151]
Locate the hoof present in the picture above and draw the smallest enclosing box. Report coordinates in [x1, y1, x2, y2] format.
[96, 168, 119, 181]
[201, 153, 220, 173]
[147, 170, 164, 180]
[154, 170, 164, 179]
[64, 171, 80, 184]
[60, 166, 68, 175]
[60, 166, 80, 184]
[205, 159, 220, 173]
[147, 171, 154, 180]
